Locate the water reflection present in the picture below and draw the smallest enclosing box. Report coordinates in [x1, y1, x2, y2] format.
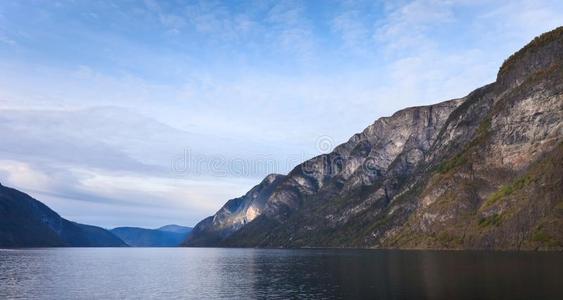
[0, 248, 561, 299]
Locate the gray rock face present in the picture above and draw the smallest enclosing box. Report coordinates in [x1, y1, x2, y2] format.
[184, 174, 285, 246]
[185, 100, 461, 247]
[184, 27, 563, 250]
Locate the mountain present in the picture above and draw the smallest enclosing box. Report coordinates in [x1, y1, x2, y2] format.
[0, 183, 126, 247]
[185, 174, 285, 246]
[184, 27, 563, 250]
[157, 224, 193, 234]
[111, 225, 192, 247]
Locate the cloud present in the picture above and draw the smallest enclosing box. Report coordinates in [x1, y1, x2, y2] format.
[0, 159, 256, 228]
[265, 0, 315, 58]
[0, 107, 164, 174]
[0, 105, 316, 226]
[375, 0, 456, 54]
[0, 106, 309, 176]
[331, 9, 372, 56]
[476, 0, 563, 46]
[143, 0, 187, 34]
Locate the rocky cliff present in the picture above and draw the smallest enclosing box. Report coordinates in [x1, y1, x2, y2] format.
[185, 174, 285, 246]
[184, 27, 563, 250]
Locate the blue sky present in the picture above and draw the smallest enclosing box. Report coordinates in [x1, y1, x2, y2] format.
[0, 0, 561, 228]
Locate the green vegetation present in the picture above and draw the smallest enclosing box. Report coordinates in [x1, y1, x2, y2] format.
[475, 118, 491, 139]
[478, 213, 502, 227]
[532, 230, 550, 243]
[467, 117, 493, 148]
[436, 117, 492, 175]
[485, 185, 513, 206]
[437, 153, 467, 174]
[532, 227, 560, 247]
[437, 232, 462, 245]
[365, 214, 393, 233]
[483, 175, 534, 208]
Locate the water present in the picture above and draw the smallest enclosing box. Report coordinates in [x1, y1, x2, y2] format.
[0, 248, 561, 299]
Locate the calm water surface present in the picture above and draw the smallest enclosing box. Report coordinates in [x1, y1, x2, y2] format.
[0, 248, 562, 299]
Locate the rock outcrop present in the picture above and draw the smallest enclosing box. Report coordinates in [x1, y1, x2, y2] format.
[184, 174, 285, 246]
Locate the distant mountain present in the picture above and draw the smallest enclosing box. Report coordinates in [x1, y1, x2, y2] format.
[111, 225, 192, 247]
[157, 224, 193, 234]
[0, 183, 126, 247]
[184, 27, 563, 250]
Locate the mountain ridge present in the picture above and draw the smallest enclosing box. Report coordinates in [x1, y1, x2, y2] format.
[0, 184, 127, 247]
[184, 26, 563, 250]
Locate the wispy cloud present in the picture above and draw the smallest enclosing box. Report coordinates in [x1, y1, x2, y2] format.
[375, 0, 456, 55]
[143, 0, 187, 33]
[0, 159, 255, 228]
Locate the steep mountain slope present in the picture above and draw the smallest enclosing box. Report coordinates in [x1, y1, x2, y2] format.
[0, 183, 127, 247]
[184, 27, 563, 250]
[111, 225, 192, 247]
[184, 174, 285, 246]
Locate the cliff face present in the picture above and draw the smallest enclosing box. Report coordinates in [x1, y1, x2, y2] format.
[184, 27, 563, 250]
[184, 174, 286, 246]
[0, 184, 127, 247]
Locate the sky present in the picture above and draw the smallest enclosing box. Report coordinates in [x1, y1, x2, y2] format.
[0, 0, 561, 228]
